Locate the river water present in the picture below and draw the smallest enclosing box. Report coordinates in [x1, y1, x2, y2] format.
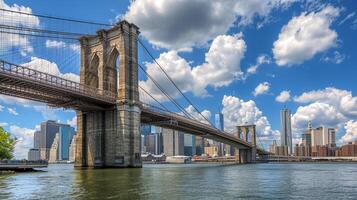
[0, 163, 357, 199]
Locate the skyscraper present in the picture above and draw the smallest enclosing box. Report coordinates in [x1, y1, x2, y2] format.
[33, 131, 40, 149]
[184, 134, 196, 156]
[162, 128, 184, 156]
[214, 112, 225, 156]
[280, 108, 292, 154]
[38, 120, 76, 161]
[58, 125, 76, 160]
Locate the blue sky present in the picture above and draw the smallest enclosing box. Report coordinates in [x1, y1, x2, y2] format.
[1, 0, 357, 158]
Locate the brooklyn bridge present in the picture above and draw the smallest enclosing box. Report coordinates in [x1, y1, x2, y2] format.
[0, 9, 268, 168]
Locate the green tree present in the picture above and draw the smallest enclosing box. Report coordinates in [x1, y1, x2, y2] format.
[0, 126, 17, 160]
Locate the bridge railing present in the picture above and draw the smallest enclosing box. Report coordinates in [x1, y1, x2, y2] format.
[0, 60, 117, 103]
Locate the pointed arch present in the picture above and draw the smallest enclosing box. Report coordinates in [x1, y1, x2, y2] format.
[86, 53, 99, 88]
[105, 47, 120, 92]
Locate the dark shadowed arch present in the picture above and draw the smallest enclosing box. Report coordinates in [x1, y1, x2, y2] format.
[86, 54, 99, 88]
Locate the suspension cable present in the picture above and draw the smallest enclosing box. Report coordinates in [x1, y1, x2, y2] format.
[138, 39, 214, 127]
[137, 63, 194, 119]
[0, 8, 112, 27]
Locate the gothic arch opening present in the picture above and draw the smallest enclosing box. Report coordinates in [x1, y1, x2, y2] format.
[106, 48, 120, 92]
[86, 54, 99, 88]
[246, 131, 252, 143]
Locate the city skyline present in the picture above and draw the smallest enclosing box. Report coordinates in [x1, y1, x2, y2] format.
[0, 0, 357, 160]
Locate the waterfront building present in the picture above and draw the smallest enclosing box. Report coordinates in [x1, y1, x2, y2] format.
[280, 108, 292, 154]
[312, 126, 336, 147]
[58, 125, 76, 160]
[335, 141, 357, 157]
[155, 132, 163, 155]
[269, 140, 277, 154]
[195, 136, 204, 156]
[37, 120, 76, 161]
[162, 128, 184, 156]
[49, 133, 60, 163]
[141, 135, 146, 153]
[145, 134, 156, 154]
[204, 145, 219, 157]
[214, 112, 225, 156]
[275, 145, 288, 156]
[33, 131, 40, 149]
[39, 120, 60, 157]
[184, 134, 196, 156]
[69, 134, 77, 162]
[294, 144, 306, 157]
[28, 148, 40, 161]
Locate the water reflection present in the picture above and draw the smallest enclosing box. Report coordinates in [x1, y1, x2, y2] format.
[1, 163, 357, 199]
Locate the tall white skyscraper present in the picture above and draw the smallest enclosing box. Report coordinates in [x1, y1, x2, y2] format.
[214, 112, 225, 156]
[280, 108, 292, 154]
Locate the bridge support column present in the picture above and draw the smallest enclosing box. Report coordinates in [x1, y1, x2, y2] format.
[75, 21, 141, 168]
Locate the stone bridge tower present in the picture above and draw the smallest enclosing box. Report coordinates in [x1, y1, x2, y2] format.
[236, 125, 257, 163]
[75, 21, 141, 168]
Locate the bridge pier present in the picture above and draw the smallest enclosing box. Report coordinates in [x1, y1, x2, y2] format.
[75, 21, 142, 168]
[234, 125, 257, 164]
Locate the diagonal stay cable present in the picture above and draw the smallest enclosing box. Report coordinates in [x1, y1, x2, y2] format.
[137, 63, 194, 119]
[138, 39, 215, 127]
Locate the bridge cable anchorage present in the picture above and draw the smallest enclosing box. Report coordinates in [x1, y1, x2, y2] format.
[137, 63, 195, 119]
[138, 39, 216, 128]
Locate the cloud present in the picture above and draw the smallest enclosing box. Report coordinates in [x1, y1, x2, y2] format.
[339, 12, 355, 25]
[276, 90, 291, 102]
[222, 95, 279, 141]
[234, 0, 297, 27]
[9, 125, 36, 159]
[66, 115, 77, 128]
[0, 0, 39, 56]
[322, 51, 345, 64]
[246, 54, 271, 76]
[124, 0, 297, 50]
[291, 87, 357, 142]
[0, 104, 3, 112]
[273, 5, 340, 66]
[45, 40, 66, 48]
[294, 87, 357, 118]
[253, 82, 270, 96]
[140, 34, 246, 101]
[22, 57, 80, 82]
[182, 105, 212, 125]
[292, 102, 345, 131]
[45, 40, 80, 53]
[0, 122, 8, 127]
[341, 120, 357, 143]
[0, 95, 60, 119]
[7, 107, 18, 115]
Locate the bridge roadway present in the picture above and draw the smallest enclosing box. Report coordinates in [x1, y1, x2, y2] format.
[0, 60, 267, 154]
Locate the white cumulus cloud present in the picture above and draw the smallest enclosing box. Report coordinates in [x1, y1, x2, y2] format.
[0, 0, 40, 56]
[253, 82, 270, 96]
[341, 120, 357, 143]
[10, 125, 36, 159]
[222, 95, 279, 141]
[276, 90, 291, 102]
[291, 87, 357, 144]
[124, 0, 297, 50]
[273, 5, 340, 66]
[140, 34, 246, 101]
[22, 57, 80, 82]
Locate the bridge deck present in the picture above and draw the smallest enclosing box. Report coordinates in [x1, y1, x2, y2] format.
[141, 104, 252, 149]
[0, 60, 269, 153]
[0, 60, 116, 110]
